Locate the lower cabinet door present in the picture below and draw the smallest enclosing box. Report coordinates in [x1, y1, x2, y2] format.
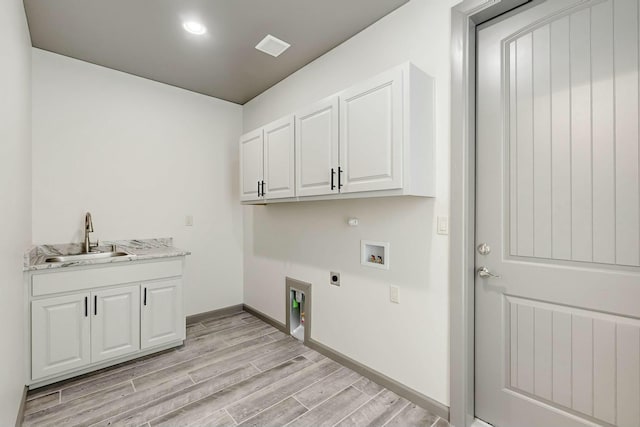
[91, 285, 140, 363]
[32, 293, 91, 380]
[141, 279, 184, 349]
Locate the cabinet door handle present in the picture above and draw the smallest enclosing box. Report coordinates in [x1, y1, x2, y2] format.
[261, 181, 266, 197]
[258, 181, 261, 197]
[94, 295, 97, 316]
[338, 167, 343, 189]
[144, 287, 147, 306]
[331, 168, 336, 190]
[84, 296, 88, 317]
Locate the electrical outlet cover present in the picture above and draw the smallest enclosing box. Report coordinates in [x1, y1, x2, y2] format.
[330, 272, 340, 286]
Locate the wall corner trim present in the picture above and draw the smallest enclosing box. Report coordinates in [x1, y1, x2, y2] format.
[15, 386, 27, 427]
[242, 304, 288, 333]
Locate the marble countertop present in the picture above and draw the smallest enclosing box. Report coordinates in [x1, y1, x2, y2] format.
[24, 238, 190, 272]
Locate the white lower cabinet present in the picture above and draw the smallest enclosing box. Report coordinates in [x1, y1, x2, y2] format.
[91, 285, 140, 363]
[141, 279, 184, 349]
[31, 293, 91, 380]
[28, 259, 186, 385]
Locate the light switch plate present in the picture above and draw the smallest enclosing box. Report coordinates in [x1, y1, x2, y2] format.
[389, 285, 399, 304]
[437, 216, 448, 235]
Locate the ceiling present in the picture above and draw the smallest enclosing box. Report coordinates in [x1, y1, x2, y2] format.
[24, 0, 409, 104]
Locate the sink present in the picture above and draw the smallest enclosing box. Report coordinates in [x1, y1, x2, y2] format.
[45, 251, 133, 263]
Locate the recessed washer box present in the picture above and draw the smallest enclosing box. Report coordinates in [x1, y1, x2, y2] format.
[361, 240, 389, 270]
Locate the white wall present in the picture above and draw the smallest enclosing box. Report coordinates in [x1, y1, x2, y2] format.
[32, 49, 244, 316]
[0, 0, 32, 423]
[243, 0, 457, 406]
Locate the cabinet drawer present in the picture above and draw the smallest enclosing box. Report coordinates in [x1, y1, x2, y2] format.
[32, 259, 183, 296]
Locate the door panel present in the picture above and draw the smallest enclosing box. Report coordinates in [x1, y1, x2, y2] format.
[339, 68, 403, 193]
[614, 0, 640, 266]
[476, 1, 640, 426]
[141, 279, 184, 349]
[506, 296, 640, 425]
[32, 293, 90, 380]
[295, 97, 339, 197]
[592, 0, 616, 264]
[91, 285, 140, 363]
[506, 0, 640, 267]
[240, 129, 264, 201]
[264, 115, 295, 199]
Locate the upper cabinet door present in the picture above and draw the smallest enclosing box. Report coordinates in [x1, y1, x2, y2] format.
[264, 115, 295, 199]
[32, 293, 91, 380]
[295, 97, 339, 197]
[239, 129, 264, 201]
[91, 285, 140, 364]
[339, 67, 403, 193]
[141, 279, 184, 350]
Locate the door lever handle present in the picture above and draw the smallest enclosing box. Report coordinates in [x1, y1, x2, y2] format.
[477, 266, 501, 279]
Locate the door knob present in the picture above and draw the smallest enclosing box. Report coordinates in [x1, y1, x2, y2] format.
[477, 266, 501, 279]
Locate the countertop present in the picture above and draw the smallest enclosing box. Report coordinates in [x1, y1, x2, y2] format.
[24, 238, 190, 272]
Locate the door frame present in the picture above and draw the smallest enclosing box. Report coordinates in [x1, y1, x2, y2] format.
[449, 1, 532, 426]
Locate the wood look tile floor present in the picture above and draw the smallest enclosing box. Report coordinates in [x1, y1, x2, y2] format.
[22, 311, 448, 427]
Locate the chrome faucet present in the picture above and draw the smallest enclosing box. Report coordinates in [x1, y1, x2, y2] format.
[84, 212, 98, 253]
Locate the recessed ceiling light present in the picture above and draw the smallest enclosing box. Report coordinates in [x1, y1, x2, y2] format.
[255, 34, 291, 57]
[183, 21, 207, 35]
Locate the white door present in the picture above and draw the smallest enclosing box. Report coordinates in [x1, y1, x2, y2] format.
[476, 1, 640, 426]
[240, 129, 264, 201]
[264, 115, 295, 199]
[141, 279, 184, 349]
[32, 293, 90, 380]
[339, 67, 403, 193]
[295, 97, 340, 197]
[91, 285, 140, 363]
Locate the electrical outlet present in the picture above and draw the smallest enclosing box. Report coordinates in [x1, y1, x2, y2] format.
[389, 285, 399, 304]
[330, 272, 340, 286]
[185, 215, 194, 226]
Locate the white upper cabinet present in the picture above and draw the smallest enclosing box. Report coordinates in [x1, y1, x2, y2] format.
[339, 67, 403, 193]
[264, 115, 295, 199]
[32, 293, 91, 380]
[239, 62, 434, 203]
[338, 63, 434, 197]
[239, 129, 264, 202]
[91, 285, 140, 364]
[295, 97, 340, 197]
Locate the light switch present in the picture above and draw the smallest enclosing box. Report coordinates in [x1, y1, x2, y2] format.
[389, 285, 399, 304]
[185, 215, 194, 226]
[437, 216, 448, 235]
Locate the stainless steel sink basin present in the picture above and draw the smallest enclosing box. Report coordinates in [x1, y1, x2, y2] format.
[45, 251, 133, 263]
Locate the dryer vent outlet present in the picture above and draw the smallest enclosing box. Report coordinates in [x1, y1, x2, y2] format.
[285, 277, 311, 344]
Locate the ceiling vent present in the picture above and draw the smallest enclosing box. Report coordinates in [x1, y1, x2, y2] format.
[255, 34, 291, 57]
